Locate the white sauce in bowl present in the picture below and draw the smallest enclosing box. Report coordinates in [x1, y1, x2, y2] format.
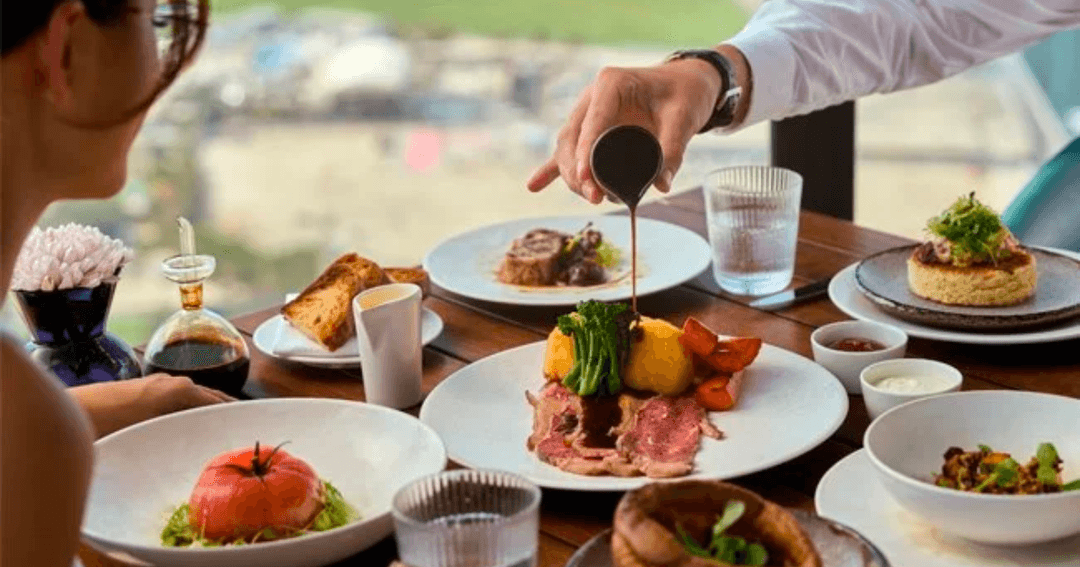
[873, 374, 956, 394]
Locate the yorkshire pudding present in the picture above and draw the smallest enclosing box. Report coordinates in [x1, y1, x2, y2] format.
[612, 481, 822, 567]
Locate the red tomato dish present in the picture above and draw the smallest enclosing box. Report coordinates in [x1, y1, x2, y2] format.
[188, 442, 325, 542]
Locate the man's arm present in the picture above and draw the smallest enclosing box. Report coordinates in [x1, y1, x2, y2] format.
[724, 0, 1080, 129]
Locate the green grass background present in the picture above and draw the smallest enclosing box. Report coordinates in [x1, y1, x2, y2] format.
[210, 0, 751, 47]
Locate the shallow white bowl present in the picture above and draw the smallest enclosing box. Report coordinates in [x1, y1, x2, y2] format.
[864, 391, 1080, 545]
[83, 398, 447, 567]
[810, 320, 907, 394]
[860, 358, 962, 420]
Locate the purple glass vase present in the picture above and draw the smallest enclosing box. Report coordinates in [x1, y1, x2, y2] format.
[13, 282, 143, 386]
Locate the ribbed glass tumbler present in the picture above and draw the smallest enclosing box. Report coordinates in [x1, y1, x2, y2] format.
[704, 165, 803, 296]
[392, 469, 541, 567]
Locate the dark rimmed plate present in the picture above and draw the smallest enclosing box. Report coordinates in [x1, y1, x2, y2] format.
[853, 246, 1080, 332]
[565, 510, 890, 567]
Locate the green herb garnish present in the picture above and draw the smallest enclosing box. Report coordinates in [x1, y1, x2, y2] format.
[594, 241, 621, 268]
[973, 458, 1020, 492]
[978, 444, 993, 453]
[160, 480, 357, 547]
[1036, 443, 1061, 486]
[557, 300, 632, 397]
[1062, 479, 1080, 492]
[926, 193, 1010, 266]
[675, 500, 769, 566]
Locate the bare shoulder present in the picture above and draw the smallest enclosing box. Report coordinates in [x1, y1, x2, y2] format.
[2, 336, 94, 567]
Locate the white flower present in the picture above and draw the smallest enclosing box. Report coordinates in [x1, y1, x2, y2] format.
[11, 224, 134, 291]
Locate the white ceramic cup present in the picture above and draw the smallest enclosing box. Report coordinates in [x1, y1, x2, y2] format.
[810, 320, 907, 394]
[860, 358, 963, 421]
[353, 283, 423, 409]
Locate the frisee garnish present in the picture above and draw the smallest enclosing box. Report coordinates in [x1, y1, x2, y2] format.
[926, 192, 1010, 266]
[160, 480, 357, 547]
[594, 241, 621, 269]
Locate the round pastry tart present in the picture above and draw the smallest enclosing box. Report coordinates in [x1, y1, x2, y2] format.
[907, 193, 1036, 307]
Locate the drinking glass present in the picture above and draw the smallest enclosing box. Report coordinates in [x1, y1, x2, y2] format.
[392, 469, 541, 567]
[704, 166, 803, 296]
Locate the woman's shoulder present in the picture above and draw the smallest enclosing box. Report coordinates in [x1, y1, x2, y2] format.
[2, 336, 95, 567]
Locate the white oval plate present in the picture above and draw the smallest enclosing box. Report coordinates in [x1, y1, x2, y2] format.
[84, 398, 447, 567]
[816, 450, 1080, 567]
[422, 215, 711, 306]
[828, 247, 1080, 345]
[419, 341, 848, 491]
[252, 308, 443, 368]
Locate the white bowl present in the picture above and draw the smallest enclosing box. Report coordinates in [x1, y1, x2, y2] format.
[860, 358, 962, 420]
[83, 399, 447, 567]
[864, 391, 1080, 544]
[810, 320, 907, 393]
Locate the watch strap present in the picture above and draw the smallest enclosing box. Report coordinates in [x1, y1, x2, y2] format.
[667, 49, 741, 132]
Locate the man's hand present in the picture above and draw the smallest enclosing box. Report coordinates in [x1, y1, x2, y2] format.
[526, 58, 721, 204]
[69, 374, 235, 438]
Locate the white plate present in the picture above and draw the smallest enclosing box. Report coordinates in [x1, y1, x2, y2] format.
[83, 398, 447, 567]
[816, 450, 1080, 567]
[251, 308, 444, 368]
[422, 215, 711, 306]
[828, 247, 1080, 345]
[419, 341, 848, 491]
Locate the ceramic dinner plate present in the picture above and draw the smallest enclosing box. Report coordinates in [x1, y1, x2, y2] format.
[419, 341, 848, 491]
[854, 245, 1080, 331]
[251, 308, 443, 368]
[829, 247, 1080, 344]
[565, 511, 890, 567]
[83, 398, 447, 567]
[422, 215, 711, 306]
[816, 450, 1080, 567]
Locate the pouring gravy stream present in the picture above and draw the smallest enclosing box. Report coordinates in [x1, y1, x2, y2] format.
[590, 125, 664, 313]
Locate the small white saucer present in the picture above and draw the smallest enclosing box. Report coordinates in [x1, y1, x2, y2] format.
[815, 449, 1080, 567]
[252, 308, 443, 368]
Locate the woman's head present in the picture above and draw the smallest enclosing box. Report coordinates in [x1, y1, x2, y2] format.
[2, 0, 208, 199]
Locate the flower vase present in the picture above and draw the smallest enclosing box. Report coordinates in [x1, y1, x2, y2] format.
[13, 282, 143, 386]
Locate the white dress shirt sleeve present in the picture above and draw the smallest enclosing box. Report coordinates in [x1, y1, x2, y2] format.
[724, 0, 1080, 128]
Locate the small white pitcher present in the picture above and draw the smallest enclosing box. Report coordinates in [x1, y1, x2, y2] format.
[352, 283, 423, 409]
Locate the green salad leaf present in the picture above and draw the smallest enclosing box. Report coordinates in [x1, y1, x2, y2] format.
[974, 458, 1020, 492]
[675, 500, 769, 567]
[161, 480, 357, 547]
[925, 193, 1010, 266]
[1036, 443, 1061, 486]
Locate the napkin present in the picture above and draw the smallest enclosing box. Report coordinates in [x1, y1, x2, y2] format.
[271, 293, 359, 358]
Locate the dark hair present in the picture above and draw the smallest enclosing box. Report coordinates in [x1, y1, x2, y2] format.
[2, 0, 209, 124]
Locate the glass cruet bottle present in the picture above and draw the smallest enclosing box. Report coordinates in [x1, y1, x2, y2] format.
[143, 219, 250, 398]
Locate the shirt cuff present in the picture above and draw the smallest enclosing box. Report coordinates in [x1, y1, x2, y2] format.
[724, 27, 800, 129]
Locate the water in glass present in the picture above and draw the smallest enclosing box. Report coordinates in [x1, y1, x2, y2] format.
[393, 470, 540, 567]
[704, 166, 803, 296]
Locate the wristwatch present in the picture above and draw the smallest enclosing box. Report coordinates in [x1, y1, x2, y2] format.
[666, 49, 742, 132]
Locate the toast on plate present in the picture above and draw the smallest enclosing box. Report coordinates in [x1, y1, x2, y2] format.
[281, 253, 387, 351]
[384, 266, 431, 298]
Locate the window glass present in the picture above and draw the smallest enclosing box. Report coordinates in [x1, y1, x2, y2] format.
[4, 2, 760, 346]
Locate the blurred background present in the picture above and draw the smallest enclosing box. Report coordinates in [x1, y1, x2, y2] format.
[4, 0, 1078, 346]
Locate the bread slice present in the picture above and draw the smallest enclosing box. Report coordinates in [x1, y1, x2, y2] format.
[281, 253, 387, 351]
[907, 249, 1036, 306]
[384, 266, 430, 298]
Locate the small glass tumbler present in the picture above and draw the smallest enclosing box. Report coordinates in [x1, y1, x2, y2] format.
[704, 166, 803, 296]
[392, 469, 541, 567]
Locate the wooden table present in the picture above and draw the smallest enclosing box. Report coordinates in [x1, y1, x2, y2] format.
[80, 187, 1080, 567]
